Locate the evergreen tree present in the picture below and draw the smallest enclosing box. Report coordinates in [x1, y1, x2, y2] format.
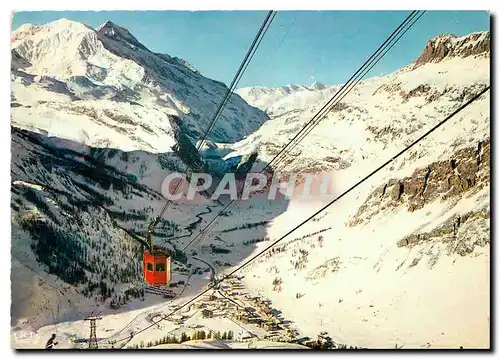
[180, 332, 188, 343]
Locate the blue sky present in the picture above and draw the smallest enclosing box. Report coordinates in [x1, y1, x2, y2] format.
[12, 11, 490, 88]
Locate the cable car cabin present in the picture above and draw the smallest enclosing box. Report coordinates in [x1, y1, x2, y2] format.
[143, 250, 172, 286]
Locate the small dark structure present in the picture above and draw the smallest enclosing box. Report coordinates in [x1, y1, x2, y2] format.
[45, 334, 58, 349]
[201, 309, 214, 318]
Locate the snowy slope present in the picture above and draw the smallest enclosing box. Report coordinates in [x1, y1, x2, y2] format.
[11, 30, 490, 349]
[222, 31, 491, 349]
[11, 19, 269, 152]
[10, 126, 225, 332]
[235, 82, 335, 116]
[238, 156, 490, 348]
[232, 32, 490, 180]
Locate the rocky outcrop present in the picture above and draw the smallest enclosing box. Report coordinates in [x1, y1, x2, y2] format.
[414, 31, 490, 67]
[349, 138, 490, 226]
[323, 156, 351, 170]
[396, 207, 490, 254]
[373, 81, 488, 107]
[390, 205, 490, 271]
[306, 257, 342, 281]
[11, 49, 31, 71]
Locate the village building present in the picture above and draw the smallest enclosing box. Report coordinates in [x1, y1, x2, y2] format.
[264, 322, 282, 331]
[194, 302, 207, 309]
[201, 309, 214, 318]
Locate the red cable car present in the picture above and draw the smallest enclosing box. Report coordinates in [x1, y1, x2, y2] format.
[143, 249, 172, 286]
[143, 227, 172, 286]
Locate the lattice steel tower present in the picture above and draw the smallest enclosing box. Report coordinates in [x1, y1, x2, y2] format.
[84, 317, 102, 349]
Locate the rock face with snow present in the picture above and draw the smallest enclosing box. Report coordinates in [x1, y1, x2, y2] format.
[414, 32, 490, 67]
[350, 138, 490, 225]
[11, 19, 269, 152]
[10, 126, 169, 329]
[236, 82, 339, 116]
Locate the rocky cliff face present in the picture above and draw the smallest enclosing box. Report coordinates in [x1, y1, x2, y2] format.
[396, 206, 489, 256]
[414, 31, 490, 67]
[349, 138, 490, 227]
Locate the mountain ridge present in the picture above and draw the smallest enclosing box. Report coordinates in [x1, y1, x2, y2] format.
[11, 18, 269, 152]
[414, 31, 490, 67]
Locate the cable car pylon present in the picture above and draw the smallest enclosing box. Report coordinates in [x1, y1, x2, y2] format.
[84, 316, 102, 349]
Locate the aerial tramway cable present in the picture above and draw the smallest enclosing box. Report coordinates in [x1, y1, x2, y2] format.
[197, 10, 277, 151]
[265, 11, 426, 170]
[181, 10, 425, 252]
[145, 11, 277, 246]
[263, 10, 425, 171]
[97, 8, 432, 344]
[113, 84, 490, 346]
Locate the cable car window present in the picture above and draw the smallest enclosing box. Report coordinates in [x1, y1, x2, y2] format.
[147, 262, 153, 271]
[156, 262, 165, 272]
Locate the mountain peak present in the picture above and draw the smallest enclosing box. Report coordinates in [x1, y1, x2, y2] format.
[96, 20, 124, 34]
[47, 18, 94, 33]
[11, 18, 269, 148]
[11, 18, 100, 67]
[414, 31, 490, 67]
[54, 17, 72, 23]
[96, 20, 147, 51]
[309, 81, 326, 90]
[12, 18, 92, 43]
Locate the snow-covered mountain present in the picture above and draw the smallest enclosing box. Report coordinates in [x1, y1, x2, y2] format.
[11, 29, 490, 350]
[11, 19, 269, 153]
[232, 32, 490, 178]
[230, 31, 490, 348]
[235, 82, 334, 116]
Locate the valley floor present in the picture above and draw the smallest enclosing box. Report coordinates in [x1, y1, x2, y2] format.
[11, 185, 491, 350]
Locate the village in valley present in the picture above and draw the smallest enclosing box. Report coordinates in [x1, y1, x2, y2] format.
[120, 273, 338, 349]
